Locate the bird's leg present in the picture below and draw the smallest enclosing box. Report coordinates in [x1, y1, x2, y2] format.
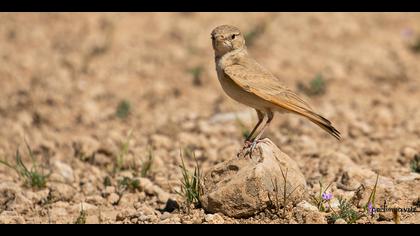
[244, 110, 265, 147]
[247, 111, 274, 157]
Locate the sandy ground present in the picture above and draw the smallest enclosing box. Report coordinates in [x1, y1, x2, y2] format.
[0, 13, 419, 224]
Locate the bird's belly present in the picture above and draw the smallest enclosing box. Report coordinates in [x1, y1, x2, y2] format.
[217, 72, 272, 111]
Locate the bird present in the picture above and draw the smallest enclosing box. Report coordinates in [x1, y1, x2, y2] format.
[210, 25, 340, 155]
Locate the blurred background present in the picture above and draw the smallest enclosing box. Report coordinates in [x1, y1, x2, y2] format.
[0, 13, 419, 223]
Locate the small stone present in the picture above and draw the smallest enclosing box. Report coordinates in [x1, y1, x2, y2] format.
[107, 193, 120, 205]
[159, 198, 180, 213]
[49, 183, 76, 202]
[335, 218, 347, 224]
[150, 134, 172, 149]
[137, 177, 171, 203]
[160, 212, 172, 220]
[296, 200, 318, 212]
[53, 160, 74, 183]
[85, 195, 106, 205]
[205, 213, 224, 224]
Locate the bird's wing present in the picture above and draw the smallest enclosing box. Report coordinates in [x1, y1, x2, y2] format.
[224, 63, 341, 140]
[223, 63, 312, 112]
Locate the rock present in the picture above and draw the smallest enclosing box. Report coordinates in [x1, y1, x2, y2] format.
[335, 218, 347, 224]
[0, 211, 26, 224]
[115, 208, 137, 221]
[296, 200, 318, 212]
[53, 160, 74, 183]
[200, 138, 306, 218]
[159, 198, 180, 213]
[49, 183, 76, 202]
[204, 213, 225, 224]
[85, 195, 106, 206]
[401, 147, 417, 159]
[107, 193, 120, 205]
[137, 177, 171, 203]
[160, 212, 172, 220]
[295, 200, 327, 224]
[150, 134, 172, 149]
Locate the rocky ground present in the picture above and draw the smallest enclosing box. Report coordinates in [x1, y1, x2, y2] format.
[0, 13, 419, 224]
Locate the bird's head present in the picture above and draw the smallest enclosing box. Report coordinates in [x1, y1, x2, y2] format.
[211, 25, 246, 57]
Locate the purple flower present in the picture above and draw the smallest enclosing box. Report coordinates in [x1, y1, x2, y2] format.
[368, 202, 375, 214]
[322, 192, 333, 201]
[401, 28, 414, 39]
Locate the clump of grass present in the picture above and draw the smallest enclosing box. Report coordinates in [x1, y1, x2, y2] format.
[364, 173, 379, 215]
[310, 180, 333, 212]
[103, 176, 112, 187]
[268, 167, 301, 218]
[409, 37, 420, 53]
[74, 204, 87, 224]
[115, 100, 131, 119]
[327, 196, 362, 224]
[244, 23, 266, 47]
[114, 129, 133, 173]
[141, 149, 153, 177]
[188, 66, 204, 87]
[298, 73, 327, 96]
[0, 141, 49, 189]
[117, 177, 141, 193]
[410, 154, 420, 173]
[176, 150, 202, 210]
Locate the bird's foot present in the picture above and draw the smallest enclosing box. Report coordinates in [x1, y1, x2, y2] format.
[238, 139, 262, 158]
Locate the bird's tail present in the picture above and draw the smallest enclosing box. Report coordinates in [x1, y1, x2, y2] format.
[303, 111, 341, 140]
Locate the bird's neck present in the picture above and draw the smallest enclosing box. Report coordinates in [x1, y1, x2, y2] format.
[215, 47, 248, 64]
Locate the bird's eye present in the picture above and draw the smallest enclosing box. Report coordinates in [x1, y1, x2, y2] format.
[231, 34, 236, 40]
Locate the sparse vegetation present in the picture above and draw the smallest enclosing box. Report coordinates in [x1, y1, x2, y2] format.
[364, 173, 379, 214]
[268, 167, 301, 218]
[176, 150, 202, 210]
[409, 37, 420, 53]
[188, 66, 204, 87]
[74, 204, 87, 224]
[327, 196, 362, 224]
[310, 180, 333, 212]
[116, 100, 131, 119]
[244, 23, 266, 47]
[141, 149, 153, 177]
[117, 177, 141, 193]
[298, 73, 327, 96]
[410, 154, 420, 173]
[0, 141, 49, 189]
[114, 129, 133, 172]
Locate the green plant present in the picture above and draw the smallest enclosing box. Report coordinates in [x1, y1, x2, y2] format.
[409, 37, 420, 53]
[117, 177, 141, 193]
[410, 154, 420, 173]
[188, 66, 204, 86]
[115, 100, 131, 119]
[114, 129, 133, 172]
[327, 196, 362, 224]
[298, 73, 327, 96]
[176, 150, 202, 210]
[0, 141, 49, 189]
[364, 173, 379, 215]
[268, 167, 301, 218]
[141, 149, 153, 177]
[103, 176, 112, 187]
[74, 204, 87, 224]
[244, 23, 266, 47]
[310, 180, 333, 212]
